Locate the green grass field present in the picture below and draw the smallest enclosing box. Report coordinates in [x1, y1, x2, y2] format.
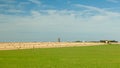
[0, 44, 120, 68]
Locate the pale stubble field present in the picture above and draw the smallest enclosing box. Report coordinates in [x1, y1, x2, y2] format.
[0, 42, 105, 50]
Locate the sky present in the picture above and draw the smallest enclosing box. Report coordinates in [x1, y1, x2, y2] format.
[0, 0, 120, 42]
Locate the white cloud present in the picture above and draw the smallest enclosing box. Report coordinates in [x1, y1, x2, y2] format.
[29, 0, 41, 5]
[7, 9, 25, 13]
[0, 0, 16, 3]
[74, 4, 108, 15]
[107, 0, 120, 3]
[0, 9, 120, 32]
[74, 4, 120, 17]
[0, 2, 26, 14]
[19, 2, 30, 6]
[0, 4, 8, 7]
[0, 4, 14, 8]
[0, 4, 24, 14]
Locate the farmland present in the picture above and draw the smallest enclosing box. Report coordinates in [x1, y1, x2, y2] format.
[0, 43, 120, 68]
[0, 42, 105, 50]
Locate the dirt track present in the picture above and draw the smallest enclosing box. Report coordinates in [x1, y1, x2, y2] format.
[0, 42, 105, 50]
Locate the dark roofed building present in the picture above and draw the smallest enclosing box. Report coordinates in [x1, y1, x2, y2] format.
[100, 40, 118, 44]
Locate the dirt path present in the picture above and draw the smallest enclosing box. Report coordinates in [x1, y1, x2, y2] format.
[0, 42, 105, 50]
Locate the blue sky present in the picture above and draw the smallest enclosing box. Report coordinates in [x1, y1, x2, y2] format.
[0, 0, 120, 42]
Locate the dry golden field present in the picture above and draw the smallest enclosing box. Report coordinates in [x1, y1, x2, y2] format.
[0, 42, 106, 50]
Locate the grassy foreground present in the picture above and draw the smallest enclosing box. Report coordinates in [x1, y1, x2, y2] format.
[0, 44, 120, 68]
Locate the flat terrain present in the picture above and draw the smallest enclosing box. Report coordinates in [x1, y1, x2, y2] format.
[0, 42, 105, 50]
[0, 44, 120, 68]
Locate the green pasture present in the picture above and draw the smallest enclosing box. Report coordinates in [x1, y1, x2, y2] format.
[0, 44, 120, 68]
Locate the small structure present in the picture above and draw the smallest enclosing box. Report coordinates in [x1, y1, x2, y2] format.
[58, 38, 61, 42]
[100, 40, 118, 44]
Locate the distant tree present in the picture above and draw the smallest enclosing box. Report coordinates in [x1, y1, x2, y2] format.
[74, 40, 82, 42]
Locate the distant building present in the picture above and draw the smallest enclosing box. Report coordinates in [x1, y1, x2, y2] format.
[100, 40, 118, 44]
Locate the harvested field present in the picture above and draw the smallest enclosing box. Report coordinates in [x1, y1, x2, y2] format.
[0, 42, 105, 50]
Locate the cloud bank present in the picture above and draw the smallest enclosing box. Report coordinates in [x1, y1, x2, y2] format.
[0, 1, 120, 41]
